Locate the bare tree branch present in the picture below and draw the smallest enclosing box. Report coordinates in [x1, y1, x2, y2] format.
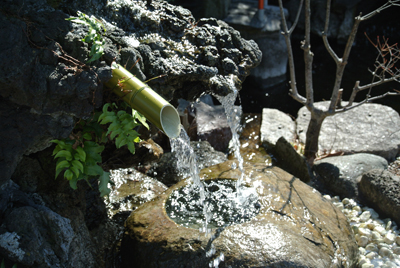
[361, 0, 400, 20]
[303, 0, 314, 107]
[337, 91, 400, 114]
[278, 0, 307, 105]
[289, 0, 304, 34]
[322, 0, 340, 63]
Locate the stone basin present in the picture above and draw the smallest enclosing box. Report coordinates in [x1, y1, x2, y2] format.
[121, 161, 358, 267]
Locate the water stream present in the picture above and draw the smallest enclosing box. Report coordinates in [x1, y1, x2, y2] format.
[168, 75, 251, 267]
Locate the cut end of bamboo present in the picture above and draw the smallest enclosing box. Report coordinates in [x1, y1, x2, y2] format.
[160, 104, 181, 139]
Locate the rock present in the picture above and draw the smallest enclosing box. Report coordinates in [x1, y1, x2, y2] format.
[188, 101, 242, 151]
[296, 102, 400, 161]
[107, 168, 168, 221]
[268, 137, 311, 183]
[358, 169, 400, 226]
[121, 160, 358, 267]
[147, 140, 227, 186]
[0, 0, 261, 186]
[260, 108, 296, 147]
[225, 3, 288, 87]
[0, 150, 121, 268]
[314, 153, 388, 199]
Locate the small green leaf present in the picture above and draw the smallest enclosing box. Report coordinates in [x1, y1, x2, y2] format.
[127, 142, 136, 155]
[82, 132, 92, 140]
[85, 164, 104, 176]
[64, 169, 74, 181]
[56, 160, 70, 171]
[70, 166, 81, 178]
[99, 115, 117, 125]
[75, 146, 86, 161]
[98, 171, 111, 197]
[69, 177, 79, 190]
[71, 160, 84, 173]
[54, 150, 73, 161]
[133, 109, 149, 129]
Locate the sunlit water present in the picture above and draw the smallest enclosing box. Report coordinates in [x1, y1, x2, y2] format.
[166, 178, 260, 229]
[168, 76, 255, 267]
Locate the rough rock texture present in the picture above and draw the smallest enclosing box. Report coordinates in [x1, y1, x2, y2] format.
[358, 169, 400, 226]
[261, 108, 296, 148]
[314, 153, 388, 199]
[1, 149, 121, 268]
[121, 161, 359, 268]
[187, 101, 242, 151]
[225, 3, 288, 87]
[147, 140, 227, 186]
[296, 102, 400, 161]
[107, 168, 168, 221]
[0, 1, 260, 265]
[0, 0, 261, 186]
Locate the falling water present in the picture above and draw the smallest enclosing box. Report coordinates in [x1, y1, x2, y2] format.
[170, 125, 210, 232]
[168, 75, 254, 267]
[213, 75, 245, 195]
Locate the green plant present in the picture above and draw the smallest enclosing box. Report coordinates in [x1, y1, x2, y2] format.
[98, 103, 148, 154]
[66, 11, 106, 63]
[1, 259, 17, 268]
[52, 103, 148, 196]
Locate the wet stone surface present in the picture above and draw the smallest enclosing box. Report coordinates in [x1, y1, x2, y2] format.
[121, 160, 359, 268]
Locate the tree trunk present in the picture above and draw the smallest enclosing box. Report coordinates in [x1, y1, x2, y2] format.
[304, 112, 327, 165]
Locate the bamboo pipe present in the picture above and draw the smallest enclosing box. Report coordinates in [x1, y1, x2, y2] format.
[105, 64, 181, 139]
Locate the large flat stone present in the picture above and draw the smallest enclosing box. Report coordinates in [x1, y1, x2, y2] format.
[296, 102, 400, 160]
[314, 153, 388, 199]
[261, 108, 296, 147]
[121, 161, 358, 268]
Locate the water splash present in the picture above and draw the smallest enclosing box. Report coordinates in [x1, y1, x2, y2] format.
[213, 75, 244, 193]
[170, 125, 209, 229]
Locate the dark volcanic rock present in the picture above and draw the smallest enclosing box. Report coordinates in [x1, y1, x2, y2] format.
[0, 0, 261, 186]
[358, 169, 400, 226]
[0, 1, 261, 267]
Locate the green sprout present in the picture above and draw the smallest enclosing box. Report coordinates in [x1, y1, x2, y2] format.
[66, 11, 106, 63]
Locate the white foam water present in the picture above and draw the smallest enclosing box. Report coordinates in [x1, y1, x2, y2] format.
[213, 75, 245, 198]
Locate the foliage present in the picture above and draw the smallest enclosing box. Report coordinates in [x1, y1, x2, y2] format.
[1, 259, 17, 268]
[66, 11, 106, 63]
[98, 103, 148, 154]
[52, 103, 147, 196]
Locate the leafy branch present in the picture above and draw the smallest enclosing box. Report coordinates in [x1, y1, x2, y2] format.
[66, 11, 106, 63]
[52, 103, 148, 196]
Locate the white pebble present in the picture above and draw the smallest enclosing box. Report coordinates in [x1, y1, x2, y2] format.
[365, 243, 378, 252]
[334, 202, 344, 210]
[374, 225, 387, 235]
[357, 236, 369, 247]
[353, 205, 362, 213]
[393, 246, 400, 255]
[323, 194, 331, 200]
[359, 228, 372, 237]
[384, 232, 395, 244]
[358, 257, 369, 266]
[360, 211, 371, 222]
[386, 221, 393, 230]
[379, 247, 393, 258]
[359, 247, 367, 255]
[361, 263, 374, 268]
[371, 231, 382, 241]
[332, 195, 340, 202]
